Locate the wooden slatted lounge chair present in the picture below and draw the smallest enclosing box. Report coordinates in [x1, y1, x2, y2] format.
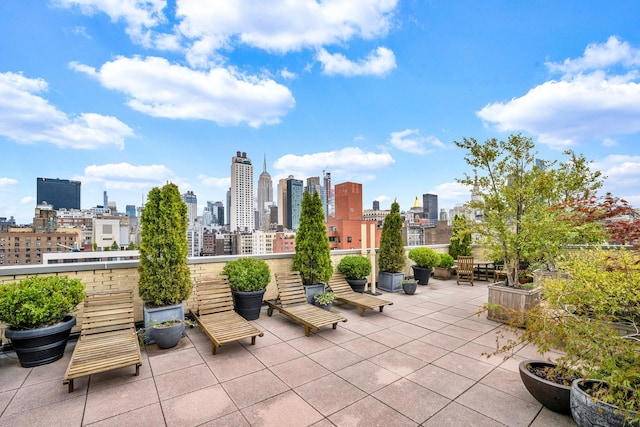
[456, 256, 475, 286]
[63, 290, 142, 393]
[190, 277, 264, 354]
[327, 272, 393, 316]
[265, 272, 347, 337]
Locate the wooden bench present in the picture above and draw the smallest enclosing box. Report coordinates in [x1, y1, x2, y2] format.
[327, 272, 393, 316]
[64, 290, 142, 393]
[190, 277, 264, 354]
[265, 272, 347, 337]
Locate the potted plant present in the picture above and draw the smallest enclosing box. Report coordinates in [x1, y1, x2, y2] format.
[222, 256, 271, 320]
[433, 253, 455, 280]
[313, 291, 336, 311]
[0, 275, 85, 367]
[487, 247, 640, 424]
[455, 135, 605, 323]
[517, 269, 534, 284]
[377, 200, 406, 292]
[138, 183, 192, 345]
[293, 190, 333, 302]
[400, 277, 418, 295]
[336, 255, 371, 293]
[408, 247, 440, 285]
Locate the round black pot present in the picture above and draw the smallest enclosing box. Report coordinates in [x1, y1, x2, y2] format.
[519, 360, 571, 415]
[5, 315, 76, 368]
[150, 322, 184, 349]
[314, 302, 333, 311]
[232, 289, 266, 320]
[570, 379, 639, 427]
[402, 280, 417, 295]
[412, 266, 432, 285]
[346, 279, 367, 293]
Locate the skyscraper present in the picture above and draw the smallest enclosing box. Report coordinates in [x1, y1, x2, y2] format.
[322, 170, 333, 222]
[257, 154, 273, 230]
[36, 177, 81, 210]
[182, 191, 197, 225]
[286, 177, 303, 230]
[230, 151, 254, 232]
[423, 193, 438, 222]
[214, 201, 224, 226]
[277, 177, 290, 227]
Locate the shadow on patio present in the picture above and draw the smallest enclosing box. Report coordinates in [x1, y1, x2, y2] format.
[0, 278, 576, 427]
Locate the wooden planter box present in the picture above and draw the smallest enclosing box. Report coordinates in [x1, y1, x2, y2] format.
[487, 282, 541, 325]
[433, 267, 452, 280]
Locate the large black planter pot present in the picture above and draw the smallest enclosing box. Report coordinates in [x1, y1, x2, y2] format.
[346, 279, 367, 293]
[143, 303, 185, 345]
[412, 266, 433, 285]
[571, 379, 639, 427]
[519, 360, 571, 415]
[5, 315, 76, 368]
[150, 322, 184, 349]
[232, 289, 266, 320]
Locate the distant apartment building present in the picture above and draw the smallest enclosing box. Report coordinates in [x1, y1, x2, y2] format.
[93, 217, 128, 250]
[277, 177, 289, 228]
[327, 182, 381, 250]
[187, 225, 204, 257]
[36, 177, 81, 210]
[230, 152, 254, 232]
[0, 229, 79, 265]
[423, 193, 438, 222]
[273, 232, 296, 253]
[286, 177, 303, 230]
[182, 190, 198, 226]
[322, 171, 333, 222]
[251, 230, 277, 255]
[0, 216, 16, 232]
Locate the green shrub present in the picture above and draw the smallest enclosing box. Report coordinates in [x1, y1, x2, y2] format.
[408, 247, 440, 268]
[438, 253, 455, 269]
[0, 276, 85, 329]
[378, 201, 406, 273]
[293, 191, 333, 284]
[222, 257, 271, 292]
[314, 291, 336, 305]
[337, 256, 372, 280]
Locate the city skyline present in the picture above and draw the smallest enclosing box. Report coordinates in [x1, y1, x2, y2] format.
[2, 2, 640, 225]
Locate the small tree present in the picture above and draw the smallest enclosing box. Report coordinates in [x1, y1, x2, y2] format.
[378, 200, 405, 273]
[293, 191, 333, 285]
[138, 183, 192, 306]
[449, 215, 471, 259]
[454, 134, 604, 286]
[110, 241, 120, 251]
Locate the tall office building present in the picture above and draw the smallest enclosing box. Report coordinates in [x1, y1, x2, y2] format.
[230, 151, 254, 232]
[36, 177, 81, 210]
[226, 189, 231, 226]
[373, 200, 380, 210]
[306, 176, 321, 195]
[125, 205, 136, 217]
[257, 154, 273, 230]
[322, 170, 333, 222]
[422, 193, 438, 222]
[286, 177, 303, 230]
[182, 190, 197, 225]
[277, 177, 290, 227]
[214, 201, 224, 226]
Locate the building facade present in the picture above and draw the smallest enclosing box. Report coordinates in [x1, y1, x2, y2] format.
[257, 155, 273, 231]
[423, 193, 438, 221]
[286, 177, 303, 231]
[36, 177, 81, 210]
[182, 191, 198, 226]
[230, 151, 254, 232]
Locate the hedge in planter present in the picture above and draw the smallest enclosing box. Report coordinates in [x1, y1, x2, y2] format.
[222, 257, 271, 320]
[0, 276, 85, 367]
[337, 255, 371, 293]
[378, 200, 406, 292]
[408, 247, 440, 285]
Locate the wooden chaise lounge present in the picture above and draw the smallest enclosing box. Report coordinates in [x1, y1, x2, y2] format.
[190, 277, 264, 354]
[265, 272, 347, 337]
[64, 290, 142, 393]
[327, 272, 393, 316]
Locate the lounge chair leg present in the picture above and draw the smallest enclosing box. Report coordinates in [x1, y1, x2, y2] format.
[304, 326, 310, 337]
[332, 323, 337, 329]
[378, 307, 383, 313]
[359, 308, 365, 317]
[251, 336, 256, 345]
[67, 379, 74, 393]
[212, 343, 217, 355]
[135, 364, 140, 376]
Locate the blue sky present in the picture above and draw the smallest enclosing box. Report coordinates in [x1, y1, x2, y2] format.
[1, 1, 640, 225]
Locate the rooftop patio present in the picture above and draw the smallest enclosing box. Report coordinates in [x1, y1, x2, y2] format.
[0, 277, 576, 427]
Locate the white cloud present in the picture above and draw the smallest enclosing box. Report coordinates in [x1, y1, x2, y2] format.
[0, 178, 18, 187]
[176, 0, 397, 63]
[0, 72, 134, 149]
[389, 129, 444, 154]
[478, 37, 640, 149]
[316, 47, 396, 77]
[72, 56, 295, 127]
[55, 0, 168, 48]
[593, 154, 640, 207]
[280, 68, 297, 80]
[273, 147, 394, 182]
[430, 181, 472, 205]
[21, 196, 35, 204]
[198, 174, 230, 188]
[81, 162, 174, 189]
[546, 36, 640, 77]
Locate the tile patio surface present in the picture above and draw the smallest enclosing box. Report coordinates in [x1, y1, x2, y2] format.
[0, 278, 576, 427]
